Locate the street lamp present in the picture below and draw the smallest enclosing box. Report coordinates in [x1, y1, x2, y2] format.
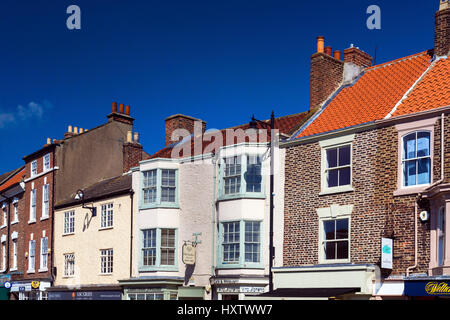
[74, 189, 97, 217]
[249, 111, 275, 293]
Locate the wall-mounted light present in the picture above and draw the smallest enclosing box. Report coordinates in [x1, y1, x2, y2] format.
[74, 189, 97, 217]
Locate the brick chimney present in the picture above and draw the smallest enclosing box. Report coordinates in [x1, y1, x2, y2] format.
[343, 45, 373, 68]
[123, 130, 143, 172]
[310, 36, 344, 110]
[165, 114, 206, 146]
[435, 0, 450, 56]
[107, 102, 135, 125]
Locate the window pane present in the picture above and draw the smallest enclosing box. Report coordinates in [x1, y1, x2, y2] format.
[324, 220, 335, 240]
[335, 219, 348, 239]
[338, 146, 351, 166]
[417, 132, 430, 157]
[327, 169, 339, 188]
[325, 242, 336, 260]
[403, 133, 416, 160]
[417, 158, 431, 185]
[246, 156, 262, 193]
[336, 241, 349, 259]
[338, 167, 351, 186]
[326, 148, 338, 168]
[403, 160, 417, 186]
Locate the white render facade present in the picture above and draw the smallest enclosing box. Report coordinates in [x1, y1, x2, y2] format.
[122, 141, 285, 300]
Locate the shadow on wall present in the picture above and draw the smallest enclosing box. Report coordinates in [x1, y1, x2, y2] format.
[184, 264, 195, 285]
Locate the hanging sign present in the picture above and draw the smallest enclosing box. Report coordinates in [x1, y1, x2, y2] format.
[381, 238, 393, 269]
[182, 243, 196, 265]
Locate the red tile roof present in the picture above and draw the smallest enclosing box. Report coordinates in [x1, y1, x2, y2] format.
[145, 112, 312, 160]
[0, 168, 25, 193]
[393, 57, 450, 116]
[296, 50, 434, 138]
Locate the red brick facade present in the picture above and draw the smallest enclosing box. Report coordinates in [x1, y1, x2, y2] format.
[344, 47, 373, 68]
[283, 115, 450, 278]
[165, 114, 206, 146]
[435, 6, 450, 56]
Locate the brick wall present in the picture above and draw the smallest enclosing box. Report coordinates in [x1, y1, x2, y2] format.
[282, 116, 450, 276]
[310, 53, 344, 110]
[344, 47, 373, 68]
[165, 114, 206, 146]
[123, 142, 143, 173]
[435, 7, 450, 57]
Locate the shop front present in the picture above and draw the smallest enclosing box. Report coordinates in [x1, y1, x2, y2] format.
[404, 278, 450, 299]
[211, 276, 267, 300]
[47, 285, 123, 300]
[10, 280, 51, 300]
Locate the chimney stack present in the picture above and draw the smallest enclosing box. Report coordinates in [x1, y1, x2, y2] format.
[165, 114, 206, 146]
[435, 0, 450, 56]
[107, 102, 135, 125]
[64, 125, 75, 139]
[310, 36, 344, 110]
[344, 45, 373, 68]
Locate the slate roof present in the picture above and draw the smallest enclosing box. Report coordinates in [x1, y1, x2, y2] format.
[55, 174, 132, 209]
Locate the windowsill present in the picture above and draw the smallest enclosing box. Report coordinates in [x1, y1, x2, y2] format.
[38, 268, 48, 273]
[0, 269, 6, 273]
[62, 276, 75, 279]
[217, 263, 264, 269]
[28, 219, 36, 225]
[40, 216, 49, 221]
[99, 273, 113, 276]
[9, 267, 17, 272]
[10, 220, 18, 225]
[62, 232, 75, 237]
[139, 203, 180, 210]
[319, 259, 351, 265]
[99, 226, 114, 231]
[139, 266, 178, 272]
[27, 269, 35, 274]
[217, 193, 266, 202]
[393, 184, 431, 197]
[0, 225, 5, 230]
[319, 185, 354, 196]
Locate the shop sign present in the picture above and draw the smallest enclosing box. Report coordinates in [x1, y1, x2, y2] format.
[212, 279, 239, 285]
[405, 281, 450, 296]
[217, 286, 264, 294]
[182, 243, 196, 265]
[381, 238, 393, 269]
[31, 281, 40, 289]
[48, 291, 122, 300]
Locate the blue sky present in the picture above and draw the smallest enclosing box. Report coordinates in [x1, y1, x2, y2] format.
[0, 0, 440, 173]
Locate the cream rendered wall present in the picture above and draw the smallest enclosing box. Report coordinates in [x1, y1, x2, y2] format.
[54, 194, 132, 287]
[132, 158, 214, 298]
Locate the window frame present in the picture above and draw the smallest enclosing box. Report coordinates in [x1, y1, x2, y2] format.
[100, 248, 114, 274]
[29, 189, 36, 223]
[321, 218, 350, 262]
[401, 130, 432, 188]
[139, 228, 178, 272]
[100, 203, 114, 229]
[63, 211, 75, 235]
[42, 184, 50, 220]
[140, 169, 179, 209]
[43, 154, 51, 171]
[28, 240, 36, 272]
[64, 253, 75, 277]
[12, 239, 17, 270]
[218, 154, 266, 201]
[39, 237, 48, 271]
[217, 220, 263, 269]
[31, 160, 38, 177]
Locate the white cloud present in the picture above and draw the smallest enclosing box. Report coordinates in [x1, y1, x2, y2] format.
[0, 101, 51, 129]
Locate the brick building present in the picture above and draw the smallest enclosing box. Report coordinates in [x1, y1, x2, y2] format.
[0, 103, 146, 300]
[268, 0, 450, 300]
[0, 167, 25, 300]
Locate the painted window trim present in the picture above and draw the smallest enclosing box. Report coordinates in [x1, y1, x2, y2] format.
[217, 219, 264, 269]
[394, 118, 437, 196]
[317, 204, 353, 264]
[217, 154, 266, 201]
[139, 169, 179, 210]
[319, 135, 354, 195]
[138, 228, 178, 272]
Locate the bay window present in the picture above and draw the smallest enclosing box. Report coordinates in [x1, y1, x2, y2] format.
[140, 228, 177, 270]
[141, 169, 178, 208]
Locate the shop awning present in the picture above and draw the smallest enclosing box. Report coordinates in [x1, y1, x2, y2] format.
[259, 287, 360, 298]
[178, 287, 205, 299]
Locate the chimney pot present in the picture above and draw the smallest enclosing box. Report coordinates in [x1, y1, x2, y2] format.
[127, 131, 133, 143]
[112, 102, 118, 113]
[324, 46, 332, 56]
[68, 125, 72, 133]
[334, 50, 341, 60]
[134, 132, 139, 143]
[125, 105, 130, 115]
[119, 104, 124, 114]
[74, 127, 78, 134]
[46, 138, 51, 145]
[317, 36, 325, 53]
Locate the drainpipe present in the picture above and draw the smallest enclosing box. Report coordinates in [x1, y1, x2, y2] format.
[211, 154, 219, 278]
[129, 190, 134, 279]
[408, 113, 445, 277]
